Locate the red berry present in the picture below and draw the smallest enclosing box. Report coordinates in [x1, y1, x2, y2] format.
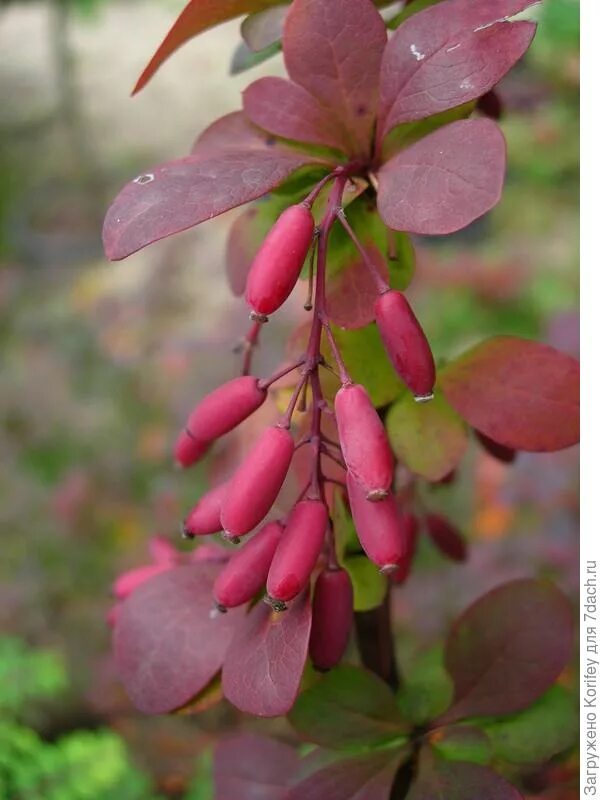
[266, 499, 328, 606]
[334, 383, 394, 499]
[245, 204, 314, 318]
[174, 429, 209, 468]
[183, 482, 228, 537]
[186, 376, 266, 444]
[220, 425, 295, 537]
[346, 473, 406, 571]
[390, 513, 419, 584]
[213, 521, 283, 610]
[425, 513, 467, 562]
[112, 563, 171, 600]
[475, 429, 516, 464]
[309, 567, 354, 671]
[375, 290, 435, 401]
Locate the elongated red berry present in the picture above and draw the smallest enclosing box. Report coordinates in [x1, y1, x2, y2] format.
[148, 535, 179, 565]
[425, 513, 467, 562]
[213, 521, 283, 610]
[266, 499, 328, 607]
[346, 473, 406, 572]
[245, 204, 314, 319]
[174, 429, 209, 468]
[183, 482, 228, 537]
[335, 383, 394, 499]
[375, 290, 435, 401]
[186, 376, 266, 443]
[220, 425, 295, 537]
[391, 513, 419, 585]
[112, 563, 171, 600]
[309, 567, 354, 671]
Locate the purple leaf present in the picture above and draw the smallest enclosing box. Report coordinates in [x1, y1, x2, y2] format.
[222, 591, 312, 717]
[283, 0, 387, 158]
[113, 564, 243, 714]
[243, 77, 348, 152]
[103, 149, 320, 260]
[378, 0, 537, 137]
[440, 336, 580, 451]
[287, 749, 405, 800]
[377, 118, 506, 235]
[438, 579, 573, 725]
[407, 749, 522, 800]
[325, 243, 389, 329]
[192, 111, 295, 158]
[214, 733, 299, 800]
[241, 6, 288, 52]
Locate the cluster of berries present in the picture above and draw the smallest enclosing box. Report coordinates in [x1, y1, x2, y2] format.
[165, 174, 439, 669]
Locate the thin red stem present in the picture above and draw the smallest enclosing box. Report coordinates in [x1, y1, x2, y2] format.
[240, 321, 262, 376]
[336, 208, 389, 295]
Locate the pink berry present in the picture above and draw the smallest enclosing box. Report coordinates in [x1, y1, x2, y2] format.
[346, 473, 406, 571]
[334, 383, 394, 499]
[245, 204, 314, 318]
[390, 513, 419, 584]
[174, 429, 209, 468]
[266, 499, 328, 606]
[186, 376, 266, 443]
[309, 567, 354, 671]
[425, 513, 467, 562]
[213, 521, 283, 610]
[183, 482, 228, 537]
[148, 535, 179, 565]
[220, 426, 295, 537]
[112, 563, 171, 600]
[375, 290, 435, 401]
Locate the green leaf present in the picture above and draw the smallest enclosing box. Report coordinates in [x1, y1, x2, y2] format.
[230, 40, 281, 74]
[397, 646, 453, 725]
[387, 0, 445, 28]
[289, 665, 407, 751]
[344, 555, 387, 612]
[386, 391, 468, 482]
[332, 488, 360, 561]
[332, 324, 405, 407]
[483, 685, 578, 765]
[431, 726, 491, 765]
[382, 102, 476, 160]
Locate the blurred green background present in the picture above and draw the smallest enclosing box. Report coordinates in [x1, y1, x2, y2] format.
[0, 0, 578, 797]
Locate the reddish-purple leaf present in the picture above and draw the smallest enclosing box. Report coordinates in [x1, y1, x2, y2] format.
[475, 429, 516, 463]
[222, 591, 312, 717]
[133, 0, 284, 94]
[425, 513, 468, 562]
[243, 77, 347, 152]
[103, 149, 319, 261]
[407, 749, 522, 800]
[241, 6, 288, 52]
[113, 564, 243, 714]
[214, 733, 299, 800]
[326, 244, 389, 329]
[377, 118, 506, 235]
[287, 749, 405, 800]
[440, 336, 580, 451]
[283, 0, 387, 158]
[438, 579, 573, 725]
[378, 0, 536, 136]
[192, 111, 293, 159]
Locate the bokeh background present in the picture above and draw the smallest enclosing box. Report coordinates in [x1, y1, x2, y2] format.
[0, 0, 579, 797]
